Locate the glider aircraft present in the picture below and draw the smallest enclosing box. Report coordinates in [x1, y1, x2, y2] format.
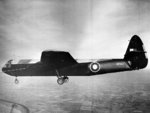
[2, 35, 148, 85]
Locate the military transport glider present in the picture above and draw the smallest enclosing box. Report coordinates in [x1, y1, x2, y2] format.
[2, 35, 148, 85]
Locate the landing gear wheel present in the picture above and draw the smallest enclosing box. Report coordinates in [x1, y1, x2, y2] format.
[15, 78, 19, 84]
[56, 69, 69, 85]
[57, 78, 65, 85]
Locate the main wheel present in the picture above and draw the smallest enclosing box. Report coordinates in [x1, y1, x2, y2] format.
[57, 78, 65, 85]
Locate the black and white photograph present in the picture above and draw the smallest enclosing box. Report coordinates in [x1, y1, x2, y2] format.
[0, 0, 150, 113]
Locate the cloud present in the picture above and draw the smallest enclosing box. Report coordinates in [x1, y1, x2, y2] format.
[0, 0, 100, 60]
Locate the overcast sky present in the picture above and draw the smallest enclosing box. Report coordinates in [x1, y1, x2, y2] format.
[0, 0, 150, 68]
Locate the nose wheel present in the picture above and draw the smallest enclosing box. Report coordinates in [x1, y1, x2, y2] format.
[15, 78, 19, 84]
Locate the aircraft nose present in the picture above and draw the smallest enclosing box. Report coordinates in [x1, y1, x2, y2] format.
[2, 67, 7, 73]
[2, 67, 11, 75]
[2, 59, 13, 74]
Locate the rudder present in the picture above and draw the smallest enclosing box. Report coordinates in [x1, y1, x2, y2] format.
[124, 35, 148, 69]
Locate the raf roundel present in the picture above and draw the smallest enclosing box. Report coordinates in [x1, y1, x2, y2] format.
[89, 62, 101, 73]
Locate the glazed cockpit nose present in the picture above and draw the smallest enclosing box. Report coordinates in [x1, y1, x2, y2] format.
[2, 67, 7, 73]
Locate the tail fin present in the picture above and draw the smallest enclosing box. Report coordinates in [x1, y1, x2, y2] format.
[124, 35, 148, 69]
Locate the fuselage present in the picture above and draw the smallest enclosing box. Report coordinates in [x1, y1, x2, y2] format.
[2, 59, 132, 77]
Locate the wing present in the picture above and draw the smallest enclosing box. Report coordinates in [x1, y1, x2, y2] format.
[40, 50, 78, 68]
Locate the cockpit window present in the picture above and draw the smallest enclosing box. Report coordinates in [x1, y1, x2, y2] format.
[4, 60, 13, 68]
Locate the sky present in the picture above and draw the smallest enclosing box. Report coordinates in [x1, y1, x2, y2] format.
[0, 0, 150, 69]
[0, 1, 150, 112]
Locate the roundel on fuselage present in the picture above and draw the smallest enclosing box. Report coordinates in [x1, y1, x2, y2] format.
[89, 62, 101, 73]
